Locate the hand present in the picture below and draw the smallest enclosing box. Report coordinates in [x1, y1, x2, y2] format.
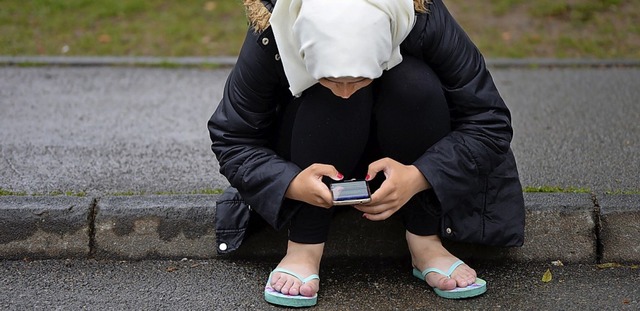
[285, 163, 343, 208]
[354, 158, 431, 221]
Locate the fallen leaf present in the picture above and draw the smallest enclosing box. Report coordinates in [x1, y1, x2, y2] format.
[541, 269, 552, 283]
[597, 263, 622, 269]
[166, 266, 178, 272]
[623, 299, 630, 304]
[501, 31, 512, 41]
[551, 260, 564, 266]
[98, 34, 111, 44]
[631, 265, 639, 269]
[204, 1, 217, 11]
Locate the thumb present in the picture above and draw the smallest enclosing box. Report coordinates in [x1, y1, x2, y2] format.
[330, 171, 344, 181]
[365, 159, 387, 181]
[313, 164, 344, 181]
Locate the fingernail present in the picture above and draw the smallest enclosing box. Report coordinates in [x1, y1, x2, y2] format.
[362, 214, 367, 219]
[365, 174, 370, 180]
[337, 173, 344, 179]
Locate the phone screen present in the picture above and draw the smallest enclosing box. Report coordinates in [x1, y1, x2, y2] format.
[330, 180, 370, 202]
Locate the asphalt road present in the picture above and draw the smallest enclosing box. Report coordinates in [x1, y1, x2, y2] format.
[1, 66, 639, 196]
[1, 65, 639, 310]
[0, 258, 638, 310]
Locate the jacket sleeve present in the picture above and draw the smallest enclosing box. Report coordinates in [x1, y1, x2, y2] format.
[208, 27, 300, 230]
[408, 0, 514, 215]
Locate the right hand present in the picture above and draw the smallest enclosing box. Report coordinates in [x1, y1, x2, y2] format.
[285, 164, 343, 208]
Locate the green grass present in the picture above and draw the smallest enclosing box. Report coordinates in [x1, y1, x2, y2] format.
[449, 0, 640, 59]
[0, 0, 247, 57]
[0, 188, 27, 196]
[0, 0, 638, 58]
[523, 186, 592, 193]
[47, 190, 87, 197]
[0, 187, 224, 196]
[111, 189, 224, 196]
[0, 188, 85, 196]
[523, 187, 640, 195]
[489, 0, 527, 15]
[604, 189, 640, 195]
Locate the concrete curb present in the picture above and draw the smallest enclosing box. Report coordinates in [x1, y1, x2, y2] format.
[598, 194, 640, 263]
[1, 56, 640, 68]
[94, 195, 217, 260]
[1, 193, 639, 262]
[0, 196, 93, 259]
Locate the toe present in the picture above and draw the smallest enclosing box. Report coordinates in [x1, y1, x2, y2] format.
[452, 265, 477, 288]
[288, 284, 300, 296]
[280, 277, 298, 295]
[271, 274, 285, 291]
[299, 281, 319, 297]
[271, 272, 301, 295]
[427, 273, 457, 291]
[455, 278, 469, 288]
[439, 277, 457, 291]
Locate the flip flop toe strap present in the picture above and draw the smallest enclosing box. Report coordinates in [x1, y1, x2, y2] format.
[271, 267, 319, 284]
[421, 260, 465, 278]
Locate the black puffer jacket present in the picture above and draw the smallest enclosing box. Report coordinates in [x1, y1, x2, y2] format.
[208, 0, 525, 253]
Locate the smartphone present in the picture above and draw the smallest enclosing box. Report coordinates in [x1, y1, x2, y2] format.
[330, 180, 371, 206]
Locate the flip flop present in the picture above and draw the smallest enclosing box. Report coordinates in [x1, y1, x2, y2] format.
[412, 260, 487, 299]
[264, 268, 320, 308]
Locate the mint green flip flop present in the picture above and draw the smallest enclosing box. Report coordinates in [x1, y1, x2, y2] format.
[264, 268, 320, 308]
[412, 260, 487, 299]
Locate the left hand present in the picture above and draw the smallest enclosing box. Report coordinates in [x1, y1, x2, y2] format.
[354, 157, 431, 221]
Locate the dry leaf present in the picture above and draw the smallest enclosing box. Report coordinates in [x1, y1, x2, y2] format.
[541, 269, 552, 283]
[596, 263, 622, 269]
[166, 266, 178, 272]
[204, 1, 217, 11]
[501, 31, 512, 41]
[98, 34, 111, 44]
[551, 260, 564, 266]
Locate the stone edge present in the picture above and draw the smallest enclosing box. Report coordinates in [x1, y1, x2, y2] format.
[1, 193, 639, 262]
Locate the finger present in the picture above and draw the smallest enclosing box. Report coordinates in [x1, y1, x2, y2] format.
[363, 210, 394, 221]
[352, 204, 379, 213]
[311, 184, 334, 207]
[310, 164, 344, 181]
[366, 158, 390, 179]
[369, 181, 393, 203]
[318, 193, 334, 207]
[356, 201, 393, 215]
[364, 172, 376, 182]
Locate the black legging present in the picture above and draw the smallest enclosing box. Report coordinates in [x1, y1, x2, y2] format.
[277, 55, 451, 244]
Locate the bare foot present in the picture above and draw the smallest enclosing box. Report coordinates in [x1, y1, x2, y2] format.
[406, 231, 477, 290]
[269, 241, 323, 297]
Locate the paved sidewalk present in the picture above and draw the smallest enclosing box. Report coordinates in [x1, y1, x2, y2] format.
[0, 60, 639, 263]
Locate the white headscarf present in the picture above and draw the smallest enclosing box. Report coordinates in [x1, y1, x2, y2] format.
[270, 0, 415, 96]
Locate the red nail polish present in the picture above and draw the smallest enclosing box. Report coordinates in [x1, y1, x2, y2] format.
[365, 174, 370, 181]
[337, 173, 344, 179]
